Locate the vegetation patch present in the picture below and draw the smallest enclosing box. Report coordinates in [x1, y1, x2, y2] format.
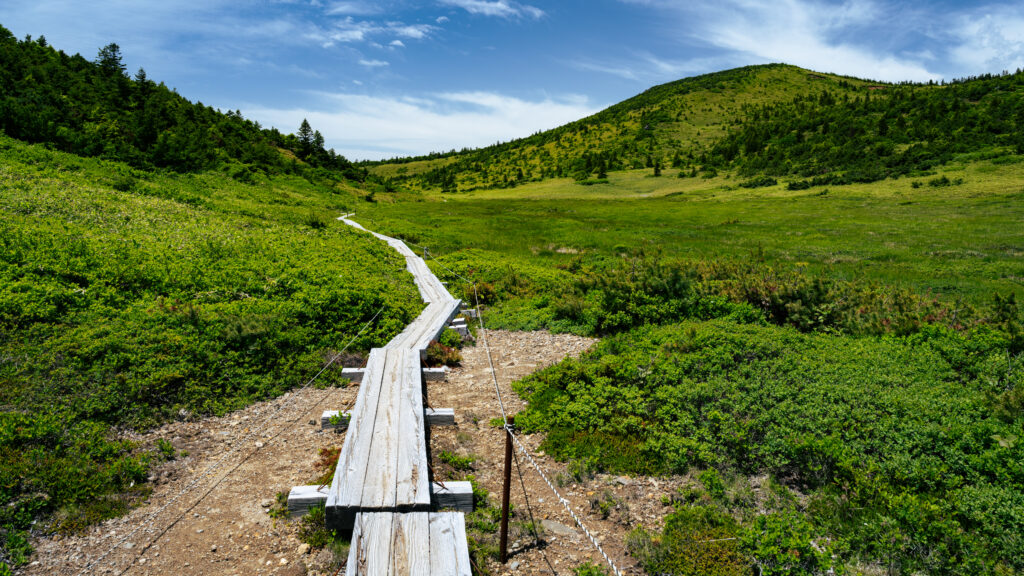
[514, 320, 1023, 573]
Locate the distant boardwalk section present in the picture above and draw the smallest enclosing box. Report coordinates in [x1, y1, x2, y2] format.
[326, 216, 469, 575]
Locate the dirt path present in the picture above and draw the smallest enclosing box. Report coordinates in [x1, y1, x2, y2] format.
[22, 330, 680, 576]
[22, 382, 359, 576]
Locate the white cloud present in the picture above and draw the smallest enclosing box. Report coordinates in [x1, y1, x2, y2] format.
[325, 1, 381, 15]
[389, 23, 434, 39]
[949, 8, 1024, 73]
[438, 0, 545, 20]
[436, 16, 450, 24]
[244, 90, 601, 160]
[358, 58, 389, 67]
[619, 0, 940, 82]
[389, 39, 405, 47]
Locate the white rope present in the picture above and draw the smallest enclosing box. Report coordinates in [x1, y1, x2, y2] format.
[79, 306, 385, 576]
[508, 431, 625, 576]
[473, 283, 507, 424]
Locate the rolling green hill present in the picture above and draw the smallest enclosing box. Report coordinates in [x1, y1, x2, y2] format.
[353, 66, 1024, 576]
[367, 64, 1024, 194]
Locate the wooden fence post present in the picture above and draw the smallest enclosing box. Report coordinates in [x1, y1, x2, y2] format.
[499, 416, 514, 564]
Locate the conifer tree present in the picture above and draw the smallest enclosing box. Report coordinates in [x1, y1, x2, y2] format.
[297, 119, 314, 158]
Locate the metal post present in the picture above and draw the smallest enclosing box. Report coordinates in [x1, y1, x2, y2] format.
[499, 416, 514, 563]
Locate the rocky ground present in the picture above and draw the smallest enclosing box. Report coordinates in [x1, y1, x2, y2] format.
[20, 330, 685, 576]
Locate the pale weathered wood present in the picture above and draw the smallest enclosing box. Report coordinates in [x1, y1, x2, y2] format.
[396, 352, 430, 507]
[346, 513, 394, 576]
[333, 218, 473, 569]
[361, 349, 403, 509]
[391, 512, 430, 576]
[321, 410, 351, 430]
[431, 481, 473, 512]
[327, 349, 388, 527]
[429, 513, 473, 576]
[287, 484, 329, 516]
[425, 408, 455, 427]
[422, 367, 448, 382]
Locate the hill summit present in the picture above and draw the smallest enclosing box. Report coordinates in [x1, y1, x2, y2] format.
[366, 63, 1024, 193]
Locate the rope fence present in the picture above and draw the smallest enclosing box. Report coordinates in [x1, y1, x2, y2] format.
[79, 305, 387, 576]
[405, 236, 627, 576]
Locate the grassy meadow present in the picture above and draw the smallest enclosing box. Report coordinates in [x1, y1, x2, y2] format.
[0, 135, 421, 563]
[360, 156, 1024, 309]
[355, 158, 1023, 574]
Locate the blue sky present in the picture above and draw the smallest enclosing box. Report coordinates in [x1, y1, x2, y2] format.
[1, 0, 1022, 160]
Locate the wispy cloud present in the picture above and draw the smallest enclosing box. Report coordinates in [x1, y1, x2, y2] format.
[325, 1, 381, 16]
[244, 90, 600, 160]
[358, 58, 389, 67]
[313, 17, 436, 47]
[438, 0, 544, 20]
[949, 7, 1024, 74]
[618, 0, 940, 81]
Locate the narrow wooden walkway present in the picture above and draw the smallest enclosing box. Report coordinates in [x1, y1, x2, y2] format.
[326, 217, 470, 575]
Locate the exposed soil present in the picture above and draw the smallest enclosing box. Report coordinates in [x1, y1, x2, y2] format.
[20, 330, 684, 576]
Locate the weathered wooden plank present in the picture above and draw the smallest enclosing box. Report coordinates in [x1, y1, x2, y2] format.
[347, 513, 395, 576]
[429, 513, 473, 576]
[324, 408, 451, 430]
[425, 408, 455, 426]
[396, 352, 430, 507]
[423, 367, 448, 382]
[321, 410, 352, 430]
[287, 484, 329, 516]
[391, 513, 430, 576]
[431, 481, 473, 512]
[361, 349, 403, 509]
[327, 349, 388, 527]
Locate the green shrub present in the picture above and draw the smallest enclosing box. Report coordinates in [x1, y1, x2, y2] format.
[574, 561, 608, 576]
[438, 327, 465, 349]
[628, 505, 746, 576]
[438, 450, 475, 472]
[426, 341, 461, 366]
[741, 512, 838, 576]
[513, 319, 1024, 572]
[297, 505, 337, 548]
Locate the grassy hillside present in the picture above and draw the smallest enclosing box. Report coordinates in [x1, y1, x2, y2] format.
[368, 64, 1024, 195]
[0, 25, 362, 179]
[353, 88, 1023, 572]
[0, 134, 422, 567]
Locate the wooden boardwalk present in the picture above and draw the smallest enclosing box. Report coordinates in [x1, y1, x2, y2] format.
[325, 217, 471, 575]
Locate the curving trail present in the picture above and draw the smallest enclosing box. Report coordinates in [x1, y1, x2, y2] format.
[331, 216, 469, 575]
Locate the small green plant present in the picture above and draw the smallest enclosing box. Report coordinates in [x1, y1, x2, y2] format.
[574, 561, 609, 576]
[267, 491, 290, 520]
[155, 438, 177, 461]
[439, 450, 475, 472]
[297, 505, 337, 548]
[589, 490, 619, 520]
[566, 457, 600, 484]
[699, 469, 726, 501]
[328, 412, 350, 428]
[438, 327, 464, 349]
[425, 341, 461, 367]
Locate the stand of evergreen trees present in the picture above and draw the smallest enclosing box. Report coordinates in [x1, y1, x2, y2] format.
[0, 25, 363, 180]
